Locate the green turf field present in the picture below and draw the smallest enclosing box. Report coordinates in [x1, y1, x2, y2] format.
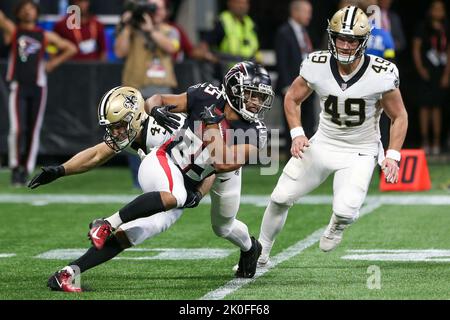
[0, 163, 449, 300]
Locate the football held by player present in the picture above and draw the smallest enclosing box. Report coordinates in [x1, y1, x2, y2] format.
[258, 6, 408, 266]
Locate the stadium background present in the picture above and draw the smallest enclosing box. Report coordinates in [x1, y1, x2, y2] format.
[0, 0, 450, 301]
[0, 0, 449, 165]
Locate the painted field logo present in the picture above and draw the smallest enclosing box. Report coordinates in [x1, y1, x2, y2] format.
[342, 249, 450, 262]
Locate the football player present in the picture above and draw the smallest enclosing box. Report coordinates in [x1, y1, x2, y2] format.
[257, 6, 408, 266]
[42, 61, 274, 292]
[28, 86, 207, 292]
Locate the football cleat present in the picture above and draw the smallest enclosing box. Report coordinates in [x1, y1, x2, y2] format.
[88, 219, 113, 250]
[319, 214, 347, 252]
[257, 252, 271, 267]
[235, 236, 262, 278]
[47, 269, 81, 293]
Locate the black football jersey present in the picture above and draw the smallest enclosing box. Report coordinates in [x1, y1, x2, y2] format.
[6, 27, 47, 86]
[162, 82, 267, 186]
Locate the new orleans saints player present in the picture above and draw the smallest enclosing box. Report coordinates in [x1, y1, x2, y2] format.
[29, 86, 206, 292]
[257, 6, 408, 265]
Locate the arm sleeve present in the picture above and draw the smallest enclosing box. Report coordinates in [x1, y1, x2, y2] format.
[186, 83, 204, 114]
[299, 54, 316, 87]
[384, 63, 400, 92]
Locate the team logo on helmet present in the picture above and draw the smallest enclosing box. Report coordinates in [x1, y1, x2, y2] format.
[223, 61, 274, 122]
[122, 94, 138, 111]
[327, 6, 371, 64]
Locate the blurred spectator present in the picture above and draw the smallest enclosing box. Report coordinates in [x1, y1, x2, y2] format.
[364, 0, 396, 60]
[0, 31, 8, 58]
[169, 21, 216, 63]
[275, 0, 316, 147]
[0, 0, 76, 186]
[412, 0, 450, 155]
[54, 0, 107, 61]
[201, 0, 261, 78]
[114, 0, 179, 189]
[364, 0, 396, 149]
[378, 0, 406, 54]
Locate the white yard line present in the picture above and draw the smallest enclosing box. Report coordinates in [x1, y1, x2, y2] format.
[200, 201, 382, 300]
[1, 194, 450, 205]
[1, 193, 449, 299]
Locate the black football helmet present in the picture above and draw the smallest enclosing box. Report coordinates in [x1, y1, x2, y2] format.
[223, 61, 274, 122]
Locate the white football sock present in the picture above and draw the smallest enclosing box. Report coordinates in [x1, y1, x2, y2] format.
[105, 212, 123, 229]
[225, 219, 252, 252]
[258, 201, 290, 256]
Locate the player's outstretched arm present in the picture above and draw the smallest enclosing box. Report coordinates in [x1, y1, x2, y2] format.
[0, 10, 15, 44]
[28, 142, 115, 189]
[284, 76, 313, 159]
[145, 93, 188, 114]
[380, 88, 408, 183]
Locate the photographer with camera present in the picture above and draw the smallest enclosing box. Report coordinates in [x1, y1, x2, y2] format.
[115, 0, 179, 95]
[114, 0, 180, 189]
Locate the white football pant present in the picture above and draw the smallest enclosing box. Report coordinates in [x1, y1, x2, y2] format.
[121, 151, 249, 250]
[259, 138, 377, 256]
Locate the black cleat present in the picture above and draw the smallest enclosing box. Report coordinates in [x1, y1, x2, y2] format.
[235, 236, 262, 278]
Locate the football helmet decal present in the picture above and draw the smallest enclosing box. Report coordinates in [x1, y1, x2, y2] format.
[327, 6, 371, 64]
[223, 61, 274, 122]
[98, 86, 147, 152]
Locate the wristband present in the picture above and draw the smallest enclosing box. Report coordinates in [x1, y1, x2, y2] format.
[386, 149, 401, 162]
[290, 127, 305, 140]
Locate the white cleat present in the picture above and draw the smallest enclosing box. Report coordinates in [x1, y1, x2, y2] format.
[232, 264, 239, 272]
[257, 253, 271, 267]
[319, 214, 347, 252]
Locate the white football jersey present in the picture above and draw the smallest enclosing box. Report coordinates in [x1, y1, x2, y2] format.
[144, 114, 186, 152]
[125, 114, 186, 155]
[300, 51, 399, 155]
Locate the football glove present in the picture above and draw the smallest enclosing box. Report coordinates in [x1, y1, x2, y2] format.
[150, 105, 182, 134]
[183, 189, 203, 208]
[28, 165, 65, 189]
[200, 104, 224, 126]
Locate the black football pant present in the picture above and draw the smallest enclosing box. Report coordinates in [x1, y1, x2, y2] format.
[8, 81, 47, 175]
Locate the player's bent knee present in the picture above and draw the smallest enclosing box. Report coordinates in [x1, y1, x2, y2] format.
[212, 224, 232, 238]
[271, 185, 293, 206]
[333, 192, 364, 220]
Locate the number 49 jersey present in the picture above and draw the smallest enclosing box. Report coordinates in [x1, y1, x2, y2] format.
[300, 51, 400, 154]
